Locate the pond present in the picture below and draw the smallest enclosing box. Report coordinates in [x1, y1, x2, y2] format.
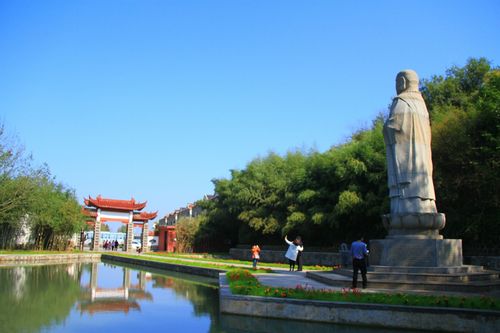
[0, 260, 419, 333]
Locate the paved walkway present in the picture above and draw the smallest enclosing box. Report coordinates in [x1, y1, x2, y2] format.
[254, 271, 346, 290]
[138, 253, 349, 290]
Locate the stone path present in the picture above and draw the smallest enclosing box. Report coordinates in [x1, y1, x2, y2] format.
[254, 271, 346, 290]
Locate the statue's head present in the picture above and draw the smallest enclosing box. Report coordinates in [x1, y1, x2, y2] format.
[396, 69, 419, 94]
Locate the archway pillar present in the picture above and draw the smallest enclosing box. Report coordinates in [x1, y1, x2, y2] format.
[141, 223, 149, 253]
[92, 209, 101, 251]
[125, 211, 134, 252]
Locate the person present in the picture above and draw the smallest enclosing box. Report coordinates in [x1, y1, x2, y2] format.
[251, 245, 261, 270]
[295, 238, 304, 271]
[351, 237, 369, 289]
[114, 240, 119, 251]
[284, 235, 303, 271]
[383, 69, 437, 215]
[80, 230, 86, 251]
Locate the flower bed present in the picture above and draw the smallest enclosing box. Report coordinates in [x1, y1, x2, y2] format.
[226, 269, 499, 311]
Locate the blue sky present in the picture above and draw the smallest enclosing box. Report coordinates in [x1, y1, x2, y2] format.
[1, 0, 499, 219]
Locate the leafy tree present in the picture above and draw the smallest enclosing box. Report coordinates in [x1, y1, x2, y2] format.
[0, 122, 85, 250]
[176, 216, 202, 252]
[0, 124, 40, 248]
[29, 176, 85, 250]
[422, 58, 499, 251]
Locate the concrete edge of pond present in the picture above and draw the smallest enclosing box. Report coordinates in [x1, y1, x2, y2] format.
[102, 254, 225, 278]
[0, 253, 102, 263]
[218, 273, 500, 333]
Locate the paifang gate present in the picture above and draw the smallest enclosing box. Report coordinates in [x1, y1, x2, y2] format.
[82, 195, 157, 252]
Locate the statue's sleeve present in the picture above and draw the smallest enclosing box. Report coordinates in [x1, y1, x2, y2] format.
[384, 99, 406, 147]
[393, 99, 413, 184]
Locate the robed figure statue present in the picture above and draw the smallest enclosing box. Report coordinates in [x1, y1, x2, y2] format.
[383, 70, 437, 215]
[372, 70, 461, 268]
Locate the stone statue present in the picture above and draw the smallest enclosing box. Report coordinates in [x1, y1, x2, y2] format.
[383, 69, 436, 214]
[382, 70, 444, 237]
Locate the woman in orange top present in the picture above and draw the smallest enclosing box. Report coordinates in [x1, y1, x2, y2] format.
[251, 245, 261, 269]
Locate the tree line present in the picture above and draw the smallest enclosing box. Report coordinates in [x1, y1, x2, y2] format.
[191, 58, 499, 254]
[0, 126, 84, 250]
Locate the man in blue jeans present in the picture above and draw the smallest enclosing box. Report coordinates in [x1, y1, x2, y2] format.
[351, 237, 369, 289]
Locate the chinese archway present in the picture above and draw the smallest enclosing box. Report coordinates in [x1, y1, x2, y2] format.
[83, 195, 157, 252]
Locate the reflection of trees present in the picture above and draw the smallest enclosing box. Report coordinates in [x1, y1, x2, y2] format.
[0, 264, 83, 333]
[152, 274, 220, 330]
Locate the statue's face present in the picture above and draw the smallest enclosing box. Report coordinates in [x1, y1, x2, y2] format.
[396, 75, 406, 94]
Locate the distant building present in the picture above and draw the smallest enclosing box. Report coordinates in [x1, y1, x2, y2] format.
[84, 231, 127, 244]
[157, 194, 217, 252]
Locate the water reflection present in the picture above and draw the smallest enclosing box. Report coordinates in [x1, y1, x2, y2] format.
[0, 263, 82, 333]
[78, 262, 152, 314]
[0, 262, 422, 333]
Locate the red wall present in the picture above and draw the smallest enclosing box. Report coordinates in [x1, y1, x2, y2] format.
[158, 226, 176, 252]
[166, 227, 176, 252]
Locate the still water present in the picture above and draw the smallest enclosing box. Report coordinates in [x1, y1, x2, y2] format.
[0, 260, 416, 333]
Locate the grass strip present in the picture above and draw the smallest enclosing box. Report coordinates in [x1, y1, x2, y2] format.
[105, 253, 274, 273]
[226, 269, 500, 311]
[148, 252, 331, 271]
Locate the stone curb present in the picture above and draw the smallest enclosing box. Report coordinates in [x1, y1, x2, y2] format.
[219, 273, 500, 333]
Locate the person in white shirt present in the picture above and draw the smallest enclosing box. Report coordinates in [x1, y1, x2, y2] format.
[284, 235, 304, 271]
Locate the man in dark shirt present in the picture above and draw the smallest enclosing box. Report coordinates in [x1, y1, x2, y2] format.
[351, 237, 369, 289]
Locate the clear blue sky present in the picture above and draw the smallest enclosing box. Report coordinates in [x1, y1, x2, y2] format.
[1, 0, 499, 220]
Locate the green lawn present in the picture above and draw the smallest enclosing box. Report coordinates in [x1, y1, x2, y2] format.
[226, 269, 500, 311]
[148, 252, 331, 271]
[105, 253, 274, 273]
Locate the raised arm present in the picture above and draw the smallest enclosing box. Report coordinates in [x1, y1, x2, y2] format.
[284, 235, 293, 245]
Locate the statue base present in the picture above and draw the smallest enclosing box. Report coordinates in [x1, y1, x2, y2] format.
[372, 212, 462, 267]
[369, 238, 463, 267]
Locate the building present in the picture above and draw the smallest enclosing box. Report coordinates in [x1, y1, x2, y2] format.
[156, 195, 216, 252]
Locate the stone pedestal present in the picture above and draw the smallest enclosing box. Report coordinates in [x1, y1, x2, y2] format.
[370, 238, 463, 267]
[373, 212, 464, 267]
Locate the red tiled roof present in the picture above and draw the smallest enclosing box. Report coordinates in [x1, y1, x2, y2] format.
[78, 300, 140, 314]
[82, 208, 97, 217]
[84, 195, 147, 211]
[133, 211, 158, 221]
